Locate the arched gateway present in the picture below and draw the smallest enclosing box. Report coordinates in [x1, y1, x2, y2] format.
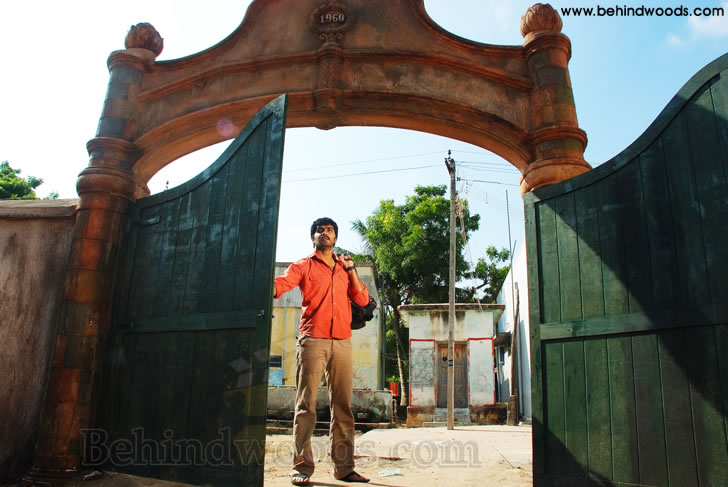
[26, 0, 728, 485]
[91, 0, 588, 196]
[28, 4, 590, 479]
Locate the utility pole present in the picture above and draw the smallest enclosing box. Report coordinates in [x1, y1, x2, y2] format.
[445, 151, 456, 430]
[506, 190, 520, 425]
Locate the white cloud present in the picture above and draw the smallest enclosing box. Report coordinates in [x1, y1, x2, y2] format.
[666, 32, 685, 46]
[688, 1, 728, 38]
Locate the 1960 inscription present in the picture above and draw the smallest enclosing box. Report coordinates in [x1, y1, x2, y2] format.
[309, 3, 353, 36]
[320, 12, 345, 24]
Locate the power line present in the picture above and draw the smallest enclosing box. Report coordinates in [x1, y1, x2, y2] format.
[285, 150, 447, 173]
[458, 160, 520, 169]
[467, 187, 524, 222]
[450, 149, 500, 156]
[283, 164, 441, 183]
[458, 177, 520, 187]
[459, 167, 521, 176]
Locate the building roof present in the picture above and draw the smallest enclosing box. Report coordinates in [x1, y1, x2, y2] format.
[398, 303, 505, 311]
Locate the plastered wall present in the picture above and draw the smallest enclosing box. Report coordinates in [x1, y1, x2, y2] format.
[0, 200, 77, 482]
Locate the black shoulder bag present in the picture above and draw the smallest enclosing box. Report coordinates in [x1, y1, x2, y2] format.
[350, 297, 377, 330]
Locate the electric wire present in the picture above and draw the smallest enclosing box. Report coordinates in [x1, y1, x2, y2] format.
[459, 177, 520, 187]
[285, 150, 447, 173]
[467, 186, 524, 222]
[283, 164, 441, 183]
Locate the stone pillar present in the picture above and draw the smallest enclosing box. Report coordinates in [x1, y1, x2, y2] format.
[309, 3, 353, 130]
[520, 3, 591, 194]
[24, 24, 161, 485]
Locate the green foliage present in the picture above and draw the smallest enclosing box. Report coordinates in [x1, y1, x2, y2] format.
[351, 185, 480, 397]
[384, 318, 408, 381]
[473, 245, 511, 303]
[362, 185, 480, 304]
[333, 246, 372, 265]
[0, 161, 44, 200]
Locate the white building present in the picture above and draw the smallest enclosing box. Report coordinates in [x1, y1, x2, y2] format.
[495, 242, 532, 420]
[399, 304, 504, 426]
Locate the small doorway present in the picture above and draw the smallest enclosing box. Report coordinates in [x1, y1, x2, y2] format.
[436, 342, 468, 408]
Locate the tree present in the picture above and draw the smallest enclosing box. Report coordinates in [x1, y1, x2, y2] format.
[472, 246, 511, 303]
[351, 185, 480, 407]
[0, 161, 44, 199]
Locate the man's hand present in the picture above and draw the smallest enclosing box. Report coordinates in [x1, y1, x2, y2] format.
[341, 254, 356, 270]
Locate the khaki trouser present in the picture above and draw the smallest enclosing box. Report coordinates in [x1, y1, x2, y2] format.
[292, 336, 355, 478]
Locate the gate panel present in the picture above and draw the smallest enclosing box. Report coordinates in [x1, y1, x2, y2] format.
[527, 55, 728, 486]
[93, 96, 287, 486]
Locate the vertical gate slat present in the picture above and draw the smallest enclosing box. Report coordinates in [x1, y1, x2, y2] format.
[686, 326, 728, 485]
[117, 335, 140, 437]
[659, 329, 699, 487]
[632, 333, 668, 486]
[526, 201, 545, 477]
[617, 161, 653, 313]
[218, 140, 249, 312]
[537, 204, 560, 324]
[607, 336, 639, 484]
[716, 324, 728, 462]
[640, 140, 680, 309]
[543, 342, 566, 476]
[168, 193, 194, 315]
[562, 340, 587, 477]
[114, 211, 138, 324]
[584, 337, 612, 482]
[711, 74, 728, 186]
[251, 115, 285, 394]
[554, 194, 582, 322]
[136, 205, 168, 318]
[186, 332, 209, 451]
[200, 163, 231, 313]
[574, 186, 605, 320]
[182, 182, 213, 314]
[684, 87, 728, 303]
[159, 333, 196, 445]
[233, 122, 267, 312]
[595, 176, 628, 317]
[153, 197, 183, 318]
[663, 113, 710, 306]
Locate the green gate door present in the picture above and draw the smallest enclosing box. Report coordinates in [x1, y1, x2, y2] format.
[527, 56, 728, 486]
[92, 96, 287, 486]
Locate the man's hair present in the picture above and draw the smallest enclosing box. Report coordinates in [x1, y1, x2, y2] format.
[310, 217, 338, 239]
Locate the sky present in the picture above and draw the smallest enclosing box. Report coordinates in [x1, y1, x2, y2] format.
[1, 0, 727, 269]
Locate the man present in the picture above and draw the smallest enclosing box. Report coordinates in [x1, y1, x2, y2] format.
[273, 217, 371, 485]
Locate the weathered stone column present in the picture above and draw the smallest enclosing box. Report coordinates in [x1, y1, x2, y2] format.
[24, 24, 161, 484]
[520, 3, 591, 194]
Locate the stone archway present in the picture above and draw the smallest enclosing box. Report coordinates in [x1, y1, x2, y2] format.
[28, 1, 589, 481]
[98, 0, 588, 195]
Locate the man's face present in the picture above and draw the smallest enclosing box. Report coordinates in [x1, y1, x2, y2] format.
[312, 224, 337, 249]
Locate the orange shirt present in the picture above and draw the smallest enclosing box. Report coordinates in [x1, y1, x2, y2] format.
[274, 253, 370, 339]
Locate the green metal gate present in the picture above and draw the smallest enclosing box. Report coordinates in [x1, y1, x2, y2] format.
[527, 55, 728, 486]
[92, 96, 286, 486]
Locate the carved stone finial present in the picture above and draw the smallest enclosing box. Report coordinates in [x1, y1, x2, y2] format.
[124, 22, 164, 57]
[520, 3, 563, 37]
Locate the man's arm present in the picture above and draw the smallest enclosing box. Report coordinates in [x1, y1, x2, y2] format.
[273, 262, 303, 298]
[340, 255, 369, 306]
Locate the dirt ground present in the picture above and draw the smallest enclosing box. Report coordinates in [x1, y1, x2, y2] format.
[264, 425, 532, 487]
[40, 424, 531, 487]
